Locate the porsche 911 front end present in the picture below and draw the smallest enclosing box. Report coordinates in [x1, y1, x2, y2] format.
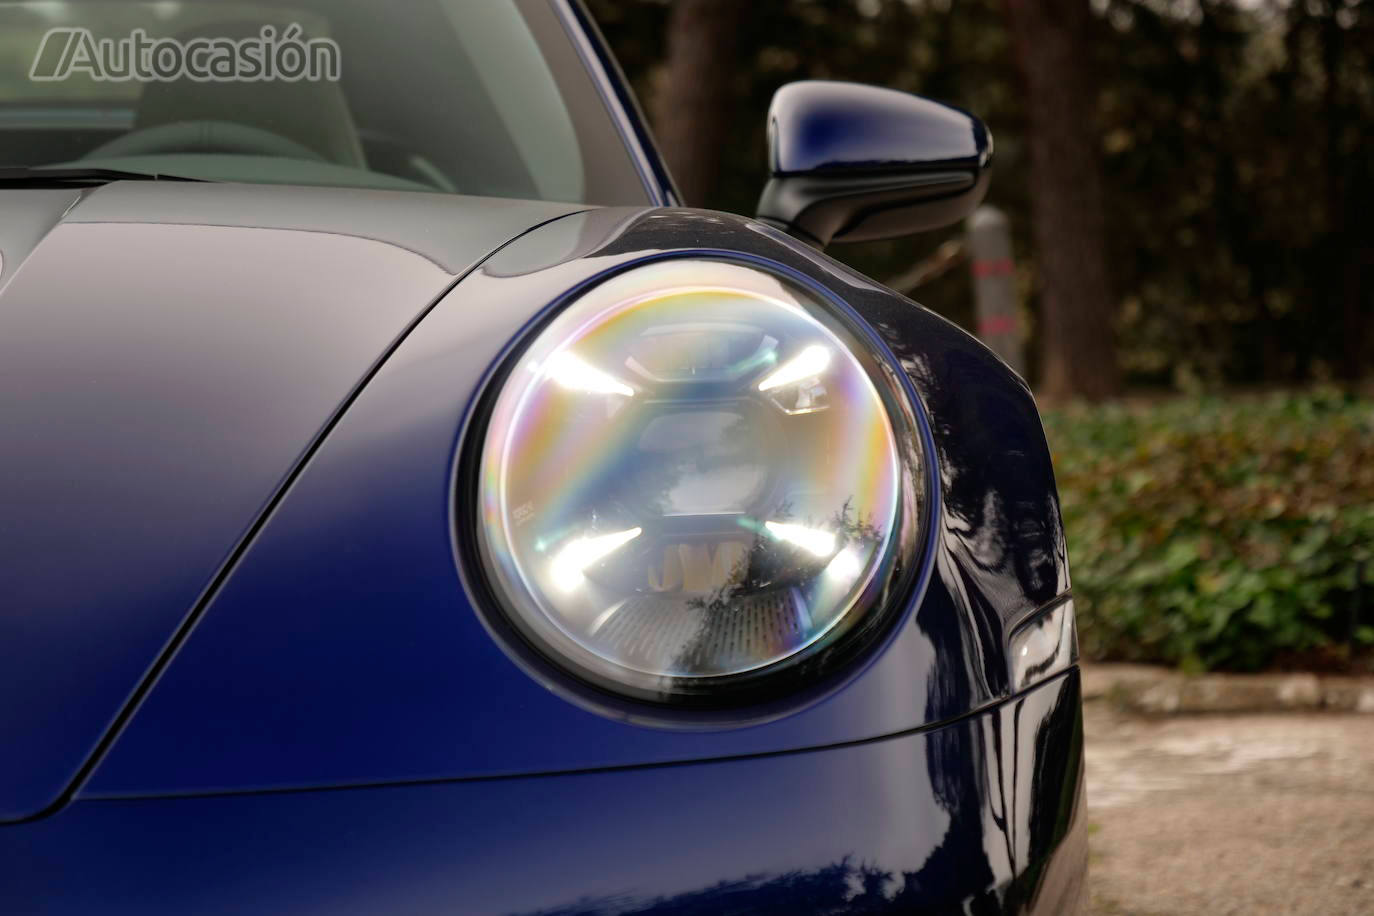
[0, 2, 1085, 913]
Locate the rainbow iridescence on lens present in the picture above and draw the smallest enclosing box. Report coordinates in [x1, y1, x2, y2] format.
[477, 261, 903, 686]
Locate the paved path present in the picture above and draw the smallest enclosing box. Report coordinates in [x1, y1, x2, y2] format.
[1083, 703, 1374, 915]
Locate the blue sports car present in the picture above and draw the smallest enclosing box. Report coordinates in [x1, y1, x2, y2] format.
[0, 1, 1086, 912]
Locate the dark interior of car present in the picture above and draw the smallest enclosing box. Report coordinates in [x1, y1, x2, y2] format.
[0, 0, 646, 204]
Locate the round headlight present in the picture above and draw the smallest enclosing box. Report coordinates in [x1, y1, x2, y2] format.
[473, 260, 923, 704]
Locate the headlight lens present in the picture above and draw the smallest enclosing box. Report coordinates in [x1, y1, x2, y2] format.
[474, 260, 922, 702]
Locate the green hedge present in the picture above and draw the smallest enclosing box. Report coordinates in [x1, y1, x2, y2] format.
[1042, 390, 1374, 672]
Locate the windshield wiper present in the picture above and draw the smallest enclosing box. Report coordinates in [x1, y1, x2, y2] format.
[0, 167, 210, 188]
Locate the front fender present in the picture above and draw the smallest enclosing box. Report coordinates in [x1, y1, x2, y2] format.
[81, 207, 1071, 799]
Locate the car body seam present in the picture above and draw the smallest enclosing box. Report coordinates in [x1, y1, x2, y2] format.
[72, 668, 1079, 806]
[6, 204, 596, 827]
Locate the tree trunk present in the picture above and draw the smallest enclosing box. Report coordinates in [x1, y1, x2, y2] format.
[1318, 1, 1371, 381]
[1004, 0, 1121, 401]
[650, 0, 742, 207]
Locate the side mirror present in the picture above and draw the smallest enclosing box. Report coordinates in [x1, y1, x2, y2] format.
[755, 81, 992, 248]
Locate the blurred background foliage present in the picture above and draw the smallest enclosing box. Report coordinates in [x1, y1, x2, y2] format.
[588, 0, 1374, 392]
[1044, 391, 1374, 671]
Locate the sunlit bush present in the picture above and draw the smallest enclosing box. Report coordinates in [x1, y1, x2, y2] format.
[1043, 390, 1374, 671]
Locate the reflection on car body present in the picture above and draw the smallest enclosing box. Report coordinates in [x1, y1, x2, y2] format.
[0, 1, 1084, 913]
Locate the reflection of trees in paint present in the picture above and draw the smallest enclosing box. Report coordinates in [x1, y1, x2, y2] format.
[506, 683, 1087, 916]
[505, 854, 1008, 916]
[503, 857, 888, 916]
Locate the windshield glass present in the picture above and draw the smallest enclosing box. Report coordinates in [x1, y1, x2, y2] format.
[0, 0, 649, 203]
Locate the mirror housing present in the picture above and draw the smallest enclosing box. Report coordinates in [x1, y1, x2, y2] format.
[755, 81, 992, 248]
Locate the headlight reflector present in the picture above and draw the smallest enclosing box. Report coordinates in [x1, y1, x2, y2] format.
[474, 261, 921, 702]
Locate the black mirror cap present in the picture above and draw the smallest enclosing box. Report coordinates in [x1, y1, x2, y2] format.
[755, 81, 992, 248]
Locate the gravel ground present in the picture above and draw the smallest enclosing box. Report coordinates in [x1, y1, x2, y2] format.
[1083, 703, 1374, 915]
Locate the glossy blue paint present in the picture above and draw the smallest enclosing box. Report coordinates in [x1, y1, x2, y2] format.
[0, 182, 585, 823]
[84, 207, 1068, 799]
[0, 10, 1086, 911]
[767, 80, 991, 176]
[4, 672, 1086, 915]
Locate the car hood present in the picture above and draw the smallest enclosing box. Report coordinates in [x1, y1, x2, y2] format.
[0, 181, 586, 822]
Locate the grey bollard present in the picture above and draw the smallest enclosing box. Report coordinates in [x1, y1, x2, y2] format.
[967, 206, 1025, 377]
